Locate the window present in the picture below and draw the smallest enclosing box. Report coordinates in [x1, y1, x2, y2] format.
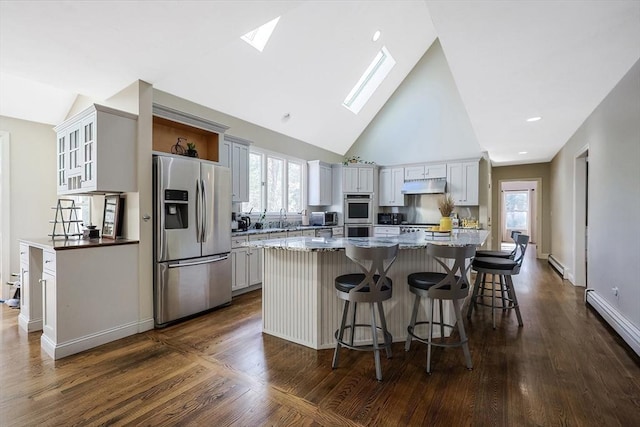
[504, 191, 529, 230]
[241, 16, 280, 52]
[242, 148, 305, 214]
[343, 46, 396, 114]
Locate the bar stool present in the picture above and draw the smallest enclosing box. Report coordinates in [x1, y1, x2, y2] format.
[474, 230, 521, 306]
[332, 243, 399, 381]
[405, 244, 476, 374]
[467, 234, 530, 329]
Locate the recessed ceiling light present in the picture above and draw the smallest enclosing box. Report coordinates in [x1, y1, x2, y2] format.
[372, 30, 381, 42]
[519, 151, 528, 155]
[526, 116, 542, 122]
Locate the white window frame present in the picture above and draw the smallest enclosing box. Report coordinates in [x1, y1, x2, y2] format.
[242, 147, 306, 215]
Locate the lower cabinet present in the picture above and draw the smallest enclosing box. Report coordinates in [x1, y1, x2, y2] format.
[18, 240, 139, 360]
[231, 236, 249, 292]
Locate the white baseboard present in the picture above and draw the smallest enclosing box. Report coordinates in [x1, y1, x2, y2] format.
[587, 290, 640, 356]
[567, 272, 576, 285]
[40, 321, 140, 360]
[138, 317, 155, 333]
[18, 313, 42, 332]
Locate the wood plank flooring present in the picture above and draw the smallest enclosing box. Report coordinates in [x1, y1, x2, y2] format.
[1, 250, 639, 426]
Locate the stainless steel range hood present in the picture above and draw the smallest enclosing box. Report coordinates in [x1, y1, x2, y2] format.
[401, 178, 446, 194]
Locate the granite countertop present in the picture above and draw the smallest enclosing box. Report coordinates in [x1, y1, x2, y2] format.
[232, 225, 334, 236]
[243, 229, 489, 252]
[20, 237, 140, 251]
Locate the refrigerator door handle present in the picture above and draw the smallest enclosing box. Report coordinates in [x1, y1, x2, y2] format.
[158, 159, 165, 259]
[201, 179, 207, 242]
[168, 255, 229, 268]
[195, 179, 201, 243]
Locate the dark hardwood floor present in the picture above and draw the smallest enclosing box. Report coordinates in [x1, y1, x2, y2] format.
[1, 250, 639, 426]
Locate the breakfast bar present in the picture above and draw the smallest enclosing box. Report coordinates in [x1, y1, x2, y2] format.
[246, 230, 489, 350]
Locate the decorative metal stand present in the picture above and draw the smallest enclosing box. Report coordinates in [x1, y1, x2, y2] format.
[49, 198, 83, 239]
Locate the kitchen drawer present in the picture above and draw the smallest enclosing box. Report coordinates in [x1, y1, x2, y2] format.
[20, 243, 29, 264]
[43, 250, 56, 273]
[249, 234, 270, 242]
[232, 236, 248, 249]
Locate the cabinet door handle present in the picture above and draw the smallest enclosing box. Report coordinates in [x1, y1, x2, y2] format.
[20, 251, 26, 255]
[45, 260, 53, 264]
[38, 279, 46, 285]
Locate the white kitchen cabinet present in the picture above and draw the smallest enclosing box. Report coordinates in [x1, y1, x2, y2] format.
[19, 239, 139, 360]
[54, 104, 137, 195]
[224, 135, 251, 203]
[343, 165, 375, 193]
[302, 230, 316, 237]
[18, 243, 43, 332]
[404, 163, 447, 181]
[379, 167, 405, 206]
[218, 139, 232, 168]
[308, 160, 333, 205]
[446, 161, 479, 206]
[231, 236, 249, 292]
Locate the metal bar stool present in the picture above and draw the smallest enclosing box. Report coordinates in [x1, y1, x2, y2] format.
[332, 243, 399, 381]
[467, 234, 530, 329]
[475, 230, 521, 307]
[405, 244, 476, 374]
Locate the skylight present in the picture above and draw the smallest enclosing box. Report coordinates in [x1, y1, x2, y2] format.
[241, 16, 281, 52]
[343, 46, 396, 114]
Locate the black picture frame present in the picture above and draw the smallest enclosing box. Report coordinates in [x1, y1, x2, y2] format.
[102, 195, 123, 239]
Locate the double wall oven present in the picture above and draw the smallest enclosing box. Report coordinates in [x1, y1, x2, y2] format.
[344, 194, 374, 237]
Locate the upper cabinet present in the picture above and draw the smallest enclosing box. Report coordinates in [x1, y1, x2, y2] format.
[446, 160, 479, 206]
[55, 104, 137, 195]
[379, 167, 405, 206]
[404, 163, 447, 181]
[308, 160, 333, 206]
[224, 135, 251, 203]
[343, 165, 375, 193]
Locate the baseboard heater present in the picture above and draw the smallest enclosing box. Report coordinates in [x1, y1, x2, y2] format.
[548, 254, 565, 277]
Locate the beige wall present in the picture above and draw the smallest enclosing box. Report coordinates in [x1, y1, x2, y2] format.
[153, 90, 342, 164]
[0, 116, 57, 298]
[491, 163, 551, 255]
[550, 59, 640, 345]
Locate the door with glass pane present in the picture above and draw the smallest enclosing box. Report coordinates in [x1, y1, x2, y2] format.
[503, 190, 529, 241]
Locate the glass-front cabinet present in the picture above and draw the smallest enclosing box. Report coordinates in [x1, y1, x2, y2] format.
[54, 104, 137, 195]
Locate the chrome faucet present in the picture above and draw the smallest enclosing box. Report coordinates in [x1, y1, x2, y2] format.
[279, 208, 287, 228]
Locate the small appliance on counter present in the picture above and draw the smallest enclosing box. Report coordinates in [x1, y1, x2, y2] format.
[377, 212, 404, 225]
[237, 216, 251, 231]
[310, 211, 338, 226]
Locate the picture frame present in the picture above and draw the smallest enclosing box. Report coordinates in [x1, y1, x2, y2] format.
[102, 195, 123, 239]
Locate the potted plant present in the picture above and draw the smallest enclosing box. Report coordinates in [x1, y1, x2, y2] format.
[186, 142, 198, 158]
[438, 194, 455, 231]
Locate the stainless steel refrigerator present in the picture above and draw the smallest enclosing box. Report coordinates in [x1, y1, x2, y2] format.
[153, 154, 232, 327]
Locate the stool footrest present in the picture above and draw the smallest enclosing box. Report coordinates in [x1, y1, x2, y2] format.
[407, 322, 468, 348]
[334, 325, 393, 353]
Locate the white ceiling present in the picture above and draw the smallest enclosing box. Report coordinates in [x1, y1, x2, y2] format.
[1, 1, 639, 166]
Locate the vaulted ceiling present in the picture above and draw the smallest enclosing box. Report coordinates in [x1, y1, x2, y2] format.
[1, 1, 638, 166]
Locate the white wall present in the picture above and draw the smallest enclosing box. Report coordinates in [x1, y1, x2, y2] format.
[550, 59, 640, 353]
[0, 116, 57, 298]
[346, 39, 483, 165]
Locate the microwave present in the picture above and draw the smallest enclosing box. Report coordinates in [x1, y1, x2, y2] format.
[378, 213, 404, 225]
[310, 211, 338, 226]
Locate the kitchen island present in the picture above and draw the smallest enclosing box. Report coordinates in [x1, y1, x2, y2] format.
[245, 230, 489, 350]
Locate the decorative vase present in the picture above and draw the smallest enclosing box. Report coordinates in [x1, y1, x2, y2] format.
[186, 149, 198, 158]
[439, 216, 452, 232]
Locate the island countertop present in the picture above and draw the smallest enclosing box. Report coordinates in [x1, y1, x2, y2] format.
[244, 229, 489, 252]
